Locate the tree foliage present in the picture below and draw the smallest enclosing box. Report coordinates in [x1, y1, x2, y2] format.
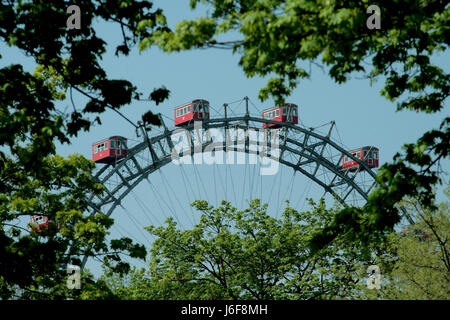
[111, 199, 374, 300]
[103, 196, 449, 300]
[353, 191, 450, 299]
[0, 153, 148, 299]
[139, 0, 449, 109]
[0, 1, 170, 299]
[1, 0, 448, 299]
[1, 0, 169, 163]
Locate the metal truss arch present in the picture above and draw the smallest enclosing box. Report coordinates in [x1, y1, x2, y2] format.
[87, 115, 379, 218]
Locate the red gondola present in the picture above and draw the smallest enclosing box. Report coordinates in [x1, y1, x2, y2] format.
[342, 146, 379, 171]
[174, 99, 210, 126]
[401, 226, 431, 242]
[262, 103, 298, 128]
[92, 136, 127, 164]
[30, 215, 49, 233]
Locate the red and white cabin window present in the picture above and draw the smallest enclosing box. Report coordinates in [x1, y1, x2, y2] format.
[174, 99, 210, 126]
[262, 103, 298, 128]
[92, 136, 128, 164]
[30, 215, 49, 233]
[342, 146, 379, 171]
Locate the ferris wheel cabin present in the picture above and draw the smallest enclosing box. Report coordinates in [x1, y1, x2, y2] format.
[92, 136, 128, 164]
[342, 146, 379, 171]
[175, 99, 210, 126]
[262, 103, 298, 128]
[401, 225, 431, 242]
[30, 215, 49, 233]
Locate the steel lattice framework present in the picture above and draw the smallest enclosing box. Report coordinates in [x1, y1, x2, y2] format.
[86, 114, 379, 219]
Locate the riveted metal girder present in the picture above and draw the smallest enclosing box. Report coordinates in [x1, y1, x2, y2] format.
[86, 115, 379, 218]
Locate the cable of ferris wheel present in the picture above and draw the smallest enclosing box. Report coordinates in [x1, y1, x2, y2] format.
[158, 169, 192, 227]
[288, 171, 296, 205]
[159, 113, 175, 126]
[334, 122, 350, 150]
[247, 155, 256, 207]
[207, 103, 222, 119]
[260, 162, 263, 204]
[192, 160, 211, 204]
[248, 98, 263, 115]
[178, 164, 199, 224]
[226, 161, 239, 207]
[276, 168, 296, 218]
[254, 161, 263, 205]
[158, 168, 195, 227]
[276, 164, 285, 217]
[295, 178, 313, 212]
[213, 163, 218, 206]
[221, 99, 243, 119]
[248, 153, 255, 202]
[229, 99, 244, 118]
[284, 166, 296, 203]
[267, 161, 281, 212]
[248, 154, 258, 204]
[297, 117, 311, 131]
[146, 125, 165, 137]
[225, 160, 228, 202]
[119, 203, 154, 247]
[130, 187, 162, 227]
[112, 222, 142, 245]
[190, 162, 203, 202]
[240, 154, 248, 209]
[110, 223, 150, 267]
[144, 177, 173, 225]
[310, 120, 335, 131]
[215, 161, 228, 205]
[159, 172, 192, 229]
[146, 176, 183, 228]
[223, 97, 245, 106]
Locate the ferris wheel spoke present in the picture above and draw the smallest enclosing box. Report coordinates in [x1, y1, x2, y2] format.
[193, 162, 210, 203]
[267, 163, 281, 211]
[248, 157, 257, 204]
[241, 157, 248, 209]
[113, 222, 141, 244]
[212, 164, 218, 206]
[213, 162, 226, 204]
[130, 189, 161, 227]
[119, 204, 153, 247]
[281, 169, 296, 210]
[178, 164, 198, 224]
[276, 164, 284, 217]
[295, 178, 312, 211]
[146, 178, 181, 227]
[158, 169, 194, 227]
[227, 163, 238, 207]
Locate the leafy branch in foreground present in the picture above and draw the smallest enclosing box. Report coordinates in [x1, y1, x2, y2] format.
[0, 153, 146, 299]
[352, 191, 450, 300]
[132, 199, 372, 300]
[1, 1, 172, 299]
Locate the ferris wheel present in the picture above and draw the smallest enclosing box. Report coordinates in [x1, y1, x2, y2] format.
[59, 96, 387, 269]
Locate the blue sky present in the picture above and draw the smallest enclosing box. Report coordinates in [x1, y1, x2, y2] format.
[1, 1, 448, 276]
